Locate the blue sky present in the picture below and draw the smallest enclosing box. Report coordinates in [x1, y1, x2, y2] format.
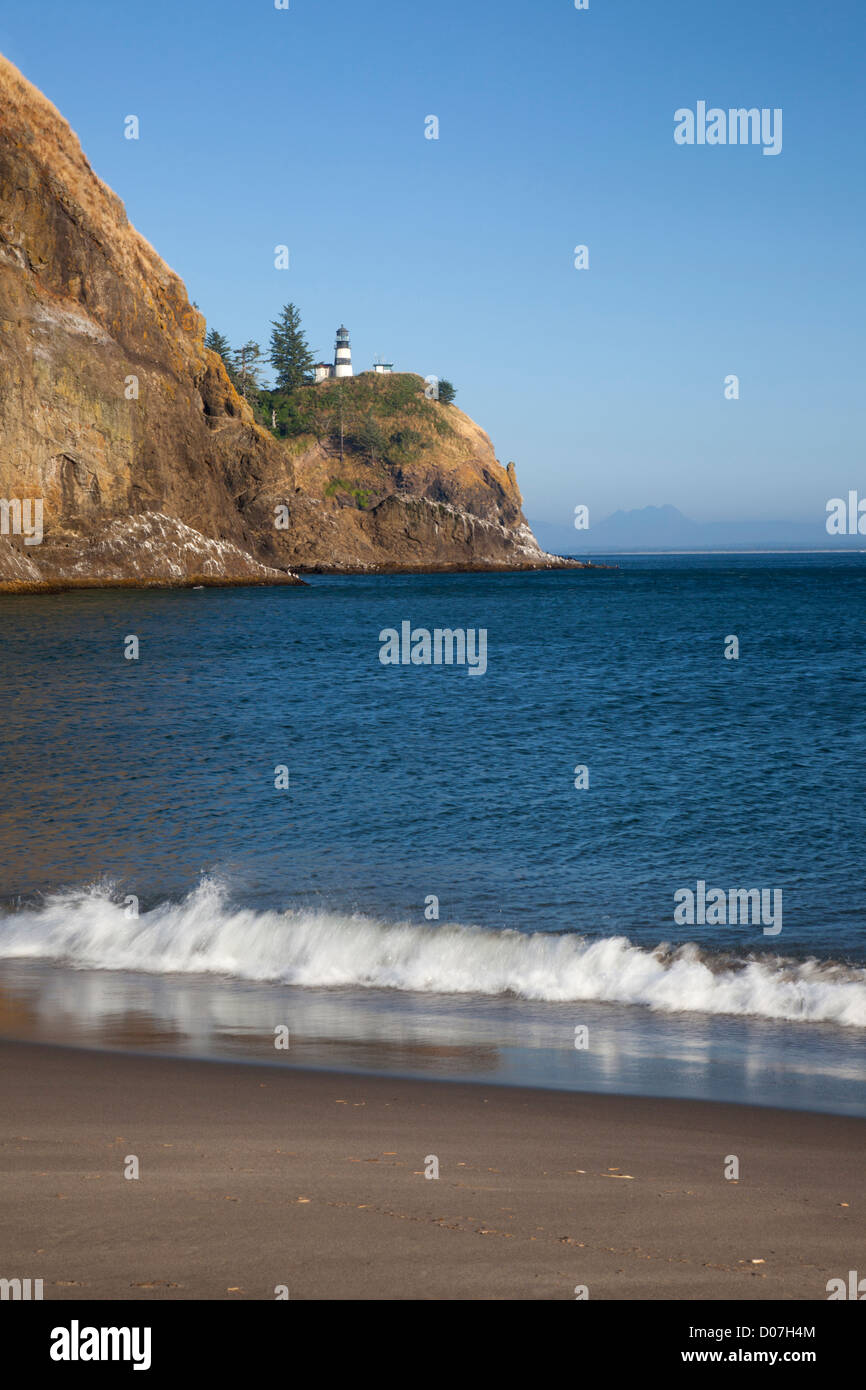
[2, 0, 863, 526]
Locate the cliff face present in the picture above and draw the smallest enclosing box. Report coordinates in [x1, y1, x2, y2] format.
[260, 372, 547, 572]
[0, 53, 560, 588]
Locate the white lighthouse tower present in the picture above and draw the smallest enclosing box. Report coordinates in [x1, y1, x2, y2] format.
[334, 325, 353, 378]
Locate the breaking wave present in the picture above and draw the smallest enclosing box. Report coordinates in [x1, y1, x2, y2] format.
[0, 878, 864, 1028]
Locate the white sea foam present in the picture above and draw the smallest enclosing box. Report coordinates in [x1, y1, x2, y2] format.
[0, 878, 864, 1027]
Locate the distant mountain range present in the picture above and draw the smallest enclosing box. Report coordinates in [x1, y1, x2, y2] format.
[530, 505, 864, 555]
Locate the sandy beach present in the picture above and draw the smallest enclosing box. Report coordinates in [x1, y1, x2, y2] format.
[1, 1039, 862, 1301]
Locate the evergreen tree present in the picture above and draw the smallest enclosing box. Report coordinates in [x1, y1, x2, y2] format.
[268, 303, 315, 394]
[231, 341, 264, 401]
[205, 328, 232, 358]
[437, 379, 456, 405]
[348, 416, 389, 465]
[205, 329, 237, 386]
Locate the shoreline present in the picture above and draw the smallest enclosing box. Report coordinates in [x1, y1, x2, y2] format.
[1, 1003, 864, 1118]
[0, 1028, 860, 1118]
[0, 573, 304, 595]
[0, 557, 604, 594]
[2, 1038, 862, 1301]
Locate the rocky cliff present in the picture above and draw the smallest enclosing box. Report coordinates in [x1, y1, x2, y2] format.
[0, 53, 566, 589]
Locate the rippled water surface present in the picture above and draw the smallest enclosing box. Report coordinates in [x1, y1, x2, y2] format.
[1, 555, 864, 1109]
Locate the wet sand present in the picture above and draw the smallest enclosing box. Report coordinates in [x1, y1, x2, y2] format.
[1, 1040, 862, 1301]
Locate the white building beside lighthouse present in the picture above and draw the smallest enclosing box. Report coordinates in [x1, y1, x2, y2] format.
[314, 325, 354, 382]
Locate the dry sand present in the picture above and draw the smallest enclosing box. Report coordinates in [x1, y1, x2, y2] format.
[1, 1040, 862, 1300]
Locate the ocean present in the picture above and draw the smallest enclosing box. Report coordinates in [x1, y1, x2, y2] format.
[1, 554, 864, 1113]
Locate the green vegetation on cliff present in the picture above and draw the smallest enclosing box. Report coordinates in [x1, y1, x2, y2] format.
[271, 373, 453, 458]
[206, 304, 457, 473]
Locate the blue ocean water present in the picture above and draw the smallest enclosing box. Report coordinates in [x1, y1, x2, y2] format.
[1, 555, 865, 1109]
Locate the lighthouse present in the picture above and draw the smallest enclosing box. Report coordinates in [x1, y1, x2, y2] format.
[313, 324, 359, 382]
[334, 325, 353, 378]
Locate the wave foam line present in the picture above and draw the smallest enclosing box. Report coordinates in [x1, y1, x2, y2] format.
[0, 878, 864, 1027]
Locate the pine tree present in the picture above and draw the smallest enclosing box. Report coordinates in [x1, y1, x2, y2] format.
[437, 379, 456, 405]
[268, 303, 315, 394]
[205, 328, 232, 359]
[231, 341, 264, 401]
[205, 329, 238, 386]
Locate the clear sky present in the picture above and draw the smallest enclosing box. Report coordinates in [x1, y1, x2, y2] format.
[2, 0, 863, 527]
